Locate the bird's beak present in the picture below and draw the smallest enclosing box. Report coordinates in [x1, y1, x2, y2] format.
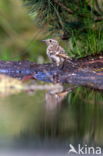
[42, 40, 46, 42]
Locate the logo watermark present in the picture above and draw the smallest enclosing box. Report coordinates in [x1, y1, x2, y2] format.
[68, 144, 102, 155]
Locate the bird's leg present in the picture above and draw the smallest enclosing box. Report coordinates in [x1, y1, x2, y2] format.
[58, 62, 64, 70]
[67, 59, 77, 67]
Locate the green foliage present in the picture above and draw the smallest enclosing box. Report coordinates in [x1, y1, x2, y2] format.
[23, 0, 98, 33]
[24, 0, 103, 57]
[1, 0, 103, 59]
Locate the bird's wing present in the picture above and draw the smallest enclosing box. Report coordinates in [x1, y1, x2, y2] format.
[56, 46, 71, 59]
[59, 46, 66, 54]
[56, 53, 71, 59]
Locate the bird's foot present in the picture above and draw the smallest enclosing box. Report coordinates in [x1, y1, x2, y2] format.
[58, 63, 64, 70]
[67, 59, 77, 67]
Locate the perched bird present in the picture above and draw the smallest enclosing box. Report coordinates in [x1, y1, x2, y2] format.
[42, 39, 72, 67]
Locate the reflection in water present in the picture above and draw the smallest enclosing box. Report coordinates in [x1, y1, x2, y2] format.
[45, 84, 71, 112]
[0, 86, 102, 153]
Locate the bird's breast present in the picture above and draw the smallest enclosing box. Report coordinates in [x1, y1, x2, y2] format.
[47, 45, 59, 56]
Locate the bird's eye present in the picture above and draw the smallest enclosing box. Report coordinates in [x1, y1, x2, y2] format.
[50, 40, 52, 42]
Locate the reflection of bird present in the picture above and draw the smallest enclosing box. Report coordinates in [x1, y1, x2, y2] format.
[42, 39, 72, 67]
[45, 84, 77, 112]
[45, 89, 68, 111]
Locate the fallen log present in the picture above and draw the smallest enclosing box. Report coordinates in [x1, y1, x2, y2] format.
[0, 53, 103, 90]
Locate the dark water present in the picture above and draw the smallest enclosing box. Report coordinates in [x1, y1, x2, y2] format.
[0, 87, 103, 155]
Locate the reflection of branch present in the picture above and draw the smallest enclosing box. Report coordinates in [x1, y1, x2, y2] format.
[25, 83, 63, 91]
[52, 0, 73, 14]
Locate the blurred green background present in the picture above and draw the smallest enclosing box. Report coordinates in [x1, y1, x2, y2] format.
[0, 0, 103, 150]
[1, 0, 103, 62]
[0, 0, 49, 62]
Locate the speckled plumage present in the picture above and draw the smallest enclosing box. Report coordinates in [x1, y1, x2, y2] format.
[43, 39, 71, 67]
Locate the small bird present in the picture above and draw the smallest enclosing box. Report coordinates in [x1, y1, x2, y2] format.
[42, 39, 72, 67]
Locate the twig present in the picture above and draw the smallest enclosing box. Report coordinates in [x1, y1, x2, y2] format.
[52, 0, 73, 14]
[94, 16, 103, 22]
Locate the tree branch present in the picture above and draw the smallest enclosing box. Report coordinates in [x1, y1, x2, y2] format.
[0, 53, 103, 90]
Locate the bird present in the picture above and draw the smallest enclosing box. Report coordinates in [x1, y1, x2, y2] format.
[42, 39, 72, 67]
